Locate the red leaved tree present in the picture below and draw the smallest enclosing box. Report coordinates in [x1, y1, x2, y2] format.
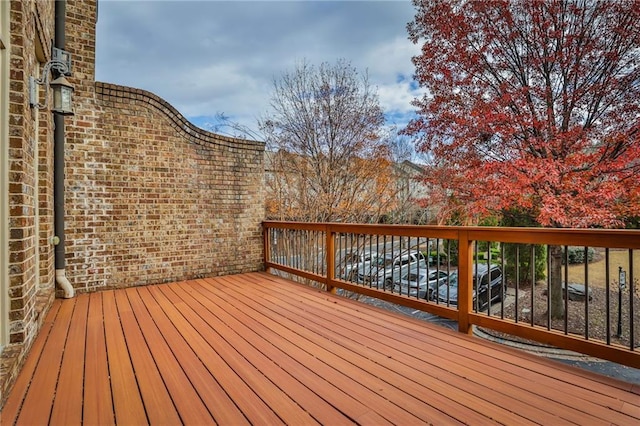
[406, 0, 640, 318]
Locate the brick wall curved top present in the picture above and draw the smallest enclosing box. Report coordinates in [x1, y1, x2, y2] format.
[95, 81, 264, 151]
[66, 80, 266, 291]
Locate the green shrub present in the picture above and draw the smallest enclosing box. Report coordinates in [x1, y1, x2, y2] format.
[503, 243, 546, 286]
[562, 246, 596, 264]
[423, 250, 449, 266]
[475, 245, 501, 262]
[443, 239, 459, 266]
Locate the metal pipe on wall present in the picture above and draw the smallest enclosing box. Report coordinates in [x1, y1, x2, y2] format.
[54, 0, 74, 298]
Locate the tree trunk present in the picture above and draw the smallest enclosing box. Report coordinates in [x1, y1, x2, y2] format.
[549, 245, 564, 320]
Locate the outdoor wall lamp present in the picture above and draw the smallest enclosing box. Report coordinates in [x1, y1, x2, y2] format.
[29, 47, 74, 116]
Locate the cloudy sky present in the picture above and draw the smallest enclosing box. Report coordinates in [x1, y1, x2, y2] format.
[95, 0, 422, 138]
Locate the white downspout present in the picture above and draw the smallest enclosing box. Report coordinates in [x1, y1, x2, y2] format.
[56, 269, 75, 298]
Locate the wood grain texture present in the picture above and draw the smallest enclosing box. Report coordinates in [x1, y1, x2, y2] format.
[2, 273, 639, 425]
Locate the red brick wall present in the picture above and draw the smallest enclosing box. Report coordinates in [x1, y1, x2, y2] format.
[65, 83, 265, 291]
[2, 0, 58, 406]
[7, 0, 56, 342]
[61, 0, 265, 291]
[2, 0, 265, 407]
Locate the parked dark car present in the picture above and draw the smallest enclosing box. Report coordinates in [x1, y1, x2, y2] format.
[435, 264, 504, 309]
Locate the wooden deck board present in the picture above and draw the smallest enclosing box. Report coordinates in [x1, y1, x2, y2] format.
[224, 275, 588, 425]
[138, 286, 251, 425]
[0, 302, 61, 425]
[125, 287, 216, 425]
[83, 292, 115, 425]
[2, 272, 639, 425]
[162, 282, 321, 425]
[199, 277, 495, 425]
[258, 273, 637, 402]
[226, 274, 595, 425]
[151, 283, 293, 425]
[14, 297, 75, 426]
[248, 273, 631, 424]
[102, 290, 148, 425]
[49, 292, 89, 425]
[175, 282, 377, 425]
[184, 279, 431, 425]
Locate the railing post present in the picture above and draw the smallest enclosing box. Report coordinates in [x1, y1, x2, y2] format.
[263, 223, 271, 273]
[458, 230, 473, 335]
[326, 225, 336, 293]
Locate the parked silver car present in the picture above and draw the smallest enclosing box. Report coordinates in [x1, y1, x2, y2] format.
[393, 267, 449, 299]
[357, 250, 428, 289]
[336, 250, 380, 281]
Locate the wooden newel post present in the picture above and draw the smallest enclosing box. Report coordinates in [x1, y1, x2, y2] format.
[326, 226, 336, 294]
[263, 223, 271, 273]
[458, 231, 474, 335]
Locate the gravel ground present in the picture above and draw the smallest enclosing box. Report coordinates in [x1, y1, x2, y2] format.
[500, 285, 640, 348]
[558, 358, 640, 385]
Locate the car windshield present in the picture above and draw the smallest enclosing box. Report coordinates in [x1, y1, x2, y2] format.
[445, 272, 459, 287]
[402, 272, 424, 282]
[381, 258, 393, 267]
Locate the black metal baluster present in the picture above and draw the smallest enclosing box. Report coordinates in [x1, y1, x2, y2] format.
[531, 245, 535, 328]
[605, 248, 611, 345]
[295, 229, 300, 270]
[500, 243, 505, 319]
[585, 247, 589, 340]
[375, 233, 380, 289]
[564, 246, 569, 334]
[474, 241, 479, 312]
[629, 249, 635, 350]
[406, 236, 412, 297]
[547, 247, 552, 330]
[445, 239, 451, 306]
[515, 245, 520, 323]
[487, 241, 492, 317]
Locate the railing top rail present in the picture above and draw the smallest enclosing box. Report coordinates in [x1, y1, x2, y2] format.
[264, 221, 460, 238]
[262, 222, 328, 231]
[264, 221, 640, 249]
[467, 228, 640, 249]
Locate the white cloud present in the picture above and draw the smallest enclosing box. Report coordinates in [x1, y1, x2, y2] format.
[364, 36, 419, 79]
[96, 0, 420, 135]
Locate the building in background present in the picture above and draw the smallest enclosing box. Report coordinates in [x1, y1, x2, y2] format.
[265, 151, 436, 224]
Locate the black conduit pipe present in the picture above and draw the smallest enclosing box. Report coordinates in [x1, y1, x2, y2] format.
[54, 0, 74, 297]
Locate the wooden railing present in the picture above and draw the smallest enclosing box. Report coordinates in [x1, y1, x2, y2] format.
[263, 221, 640, 369]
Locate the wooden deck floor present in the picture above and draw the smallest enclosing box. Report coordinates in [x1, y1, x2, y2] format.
[2, 272, 639, 425]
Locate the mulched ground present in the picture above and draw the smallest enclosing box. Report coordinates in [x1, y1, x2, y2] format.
[496, 284, 640, 349]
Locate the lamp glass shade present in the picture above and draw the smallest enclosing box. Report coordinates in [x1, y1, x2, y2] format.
[50, 75, 74, 115]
